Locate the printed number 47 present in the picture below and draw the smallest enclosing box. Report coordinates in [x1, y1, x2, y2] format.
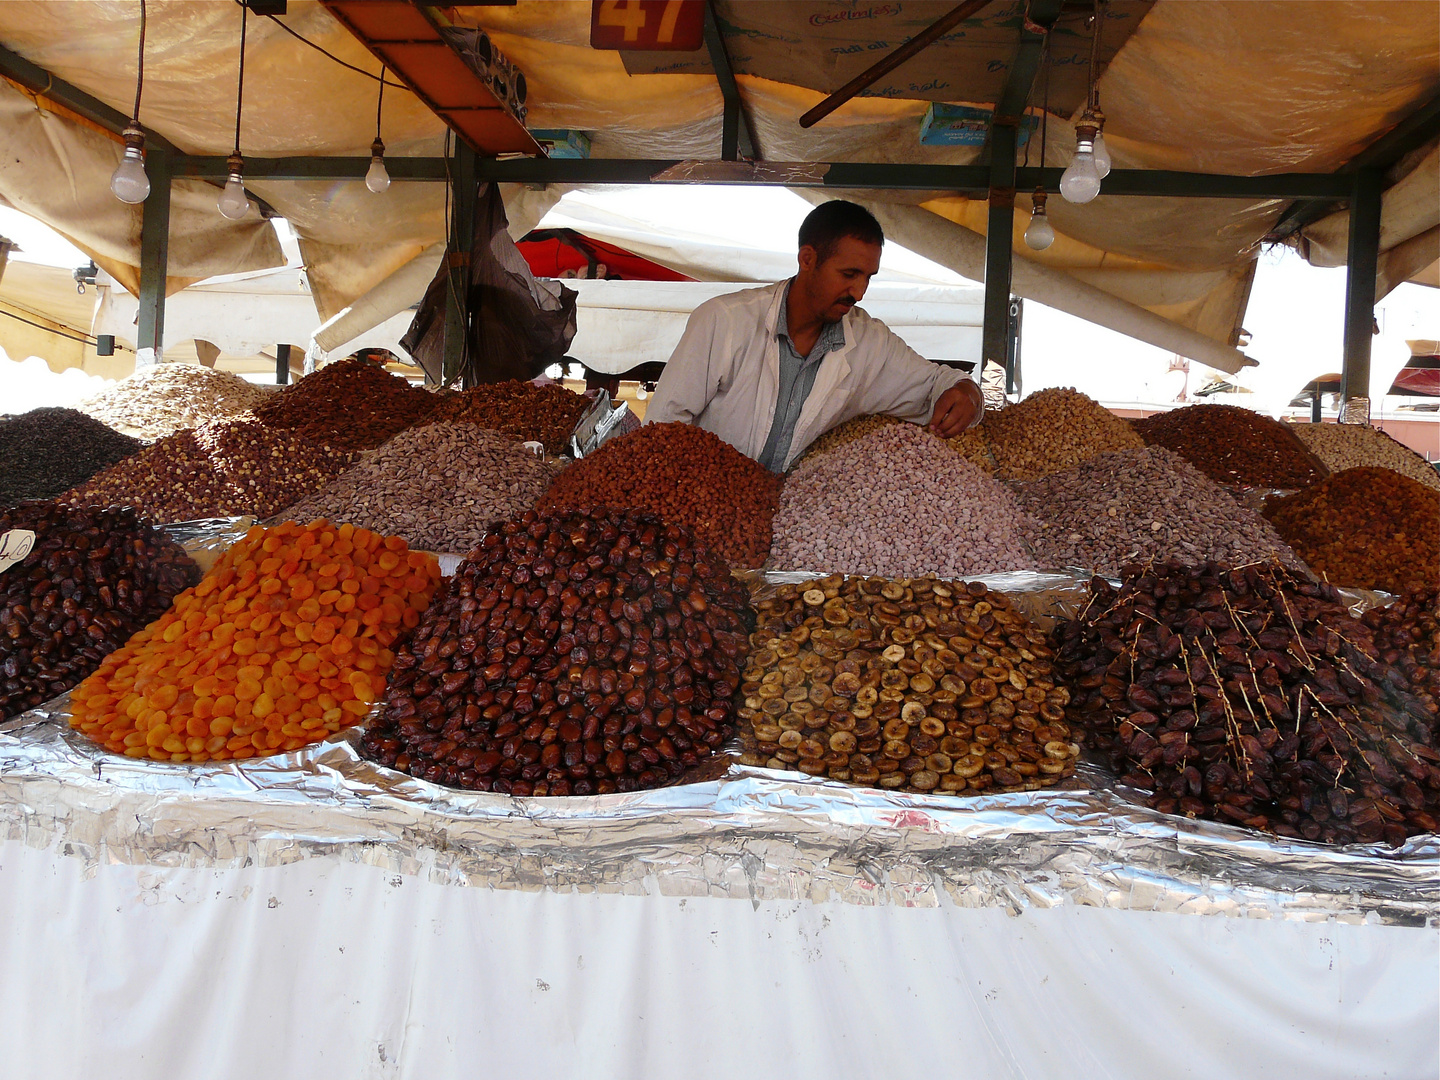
[597, 0, 685, 43]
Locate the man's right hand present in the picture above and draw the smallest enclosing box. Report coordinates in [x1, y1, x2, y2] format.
[928, 380, 984, 438]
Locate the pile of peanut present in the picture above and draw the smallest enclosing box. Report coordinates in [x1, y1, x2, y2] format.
[980, 387, 1144, 481]
[1289, 422, 1440, 492]
[537, 422, 779, 567]
[770, 421, 1036, 578]
[1264, 467, 1439, 594]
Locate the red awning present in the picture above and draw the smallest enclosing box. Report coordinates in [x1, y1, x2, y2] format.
[518, 229, 693, 282]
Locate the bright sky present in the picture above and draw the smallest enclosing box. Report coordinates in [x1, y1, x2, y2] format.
[0, 206, 89, 269]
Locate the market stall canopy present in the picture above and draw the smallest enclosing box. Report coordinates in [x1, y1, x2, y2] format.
[0, 1, 1434, 369]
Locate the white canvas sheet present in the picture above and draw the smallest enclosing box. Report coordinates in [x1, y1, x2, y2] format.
[0, 839, 1433, 1080]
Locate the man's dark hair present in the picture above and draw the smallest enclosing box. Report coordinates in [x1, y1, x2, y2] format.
[798, 200, 884, 264]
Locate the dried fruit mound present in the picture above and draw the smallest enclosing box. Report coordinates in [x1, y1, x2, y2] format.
[1016, 446, 1305, 576]
[0, 407, 142, 506]
[69, 520, 441, 762]
[77, 363, 272, 440]
[428, 380, 590, 456]
[0, 501, 200, 720]
[981, 387, 1143, 481]
[252, 357, 439, 451]
[537, 422, 779, 567]
[1364, 587, 1440, 716]
[286, 423, 559, 554]
[1133, 403, 1327, 488]
[1290, 422, 1440, 492]
[800, 413, 902, 463]
[361, 508, 752, 795]
[770, 421, 1036, 578]
[737, 574, 1077, 795]
[64, 418, 357, 522]
[1053, 559, 1440, 845]
[1264, 467, 1439, 594]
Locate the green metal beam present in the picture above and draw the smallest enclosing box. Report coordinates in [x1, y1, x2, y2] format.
[992, 0, 1064, 124]
[172, 155, 450, 181]
[982, 125, 1018, 374]
[136, 149, 172, 363]
[703, 1, 754, 161]
[0, 43, 180, 154]
[1269, 87, 1440, 240]
[1340, 167, 1383, 413]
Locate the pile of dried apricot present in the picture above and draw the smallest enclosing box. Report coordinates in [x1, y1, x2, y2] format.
[69, 520, 440, 762]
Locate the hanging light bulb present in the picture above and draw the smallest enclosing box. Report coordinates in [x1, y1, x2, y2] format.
[1060, 112, 1103, 204]
[1024, 188, 1055, 250]
[366, 70, 390, 194]
[218, 4, 250, 220]
[1090, 107, 1111, 178]
[112, 2, 150, 205]
[366, 137, 391, 193]
[218, 153, 249, 219]
[111, 125, 150, 204]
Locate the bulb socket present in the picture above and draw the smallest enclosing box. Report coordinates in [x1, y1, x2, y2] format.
[1031, 188, 1049, 215]
[1075, 110, 1101, 150]
[371, 137, 386, 159]
[226, 153, 245, 179]
[121, 125, 146, 155]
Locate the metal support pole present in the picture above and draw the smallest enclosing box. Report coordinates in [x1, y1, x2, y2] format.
[704, 0, 754, 161]
[1005, 295, 1023, 397]
[1340, 167, 1383, 421]
[443, 141, 479, 387]
[1311, 386, 1322, 423]
[136, 148, 172, 366]
[982, 124, 1017, 376]
[275, 343, 291, 385]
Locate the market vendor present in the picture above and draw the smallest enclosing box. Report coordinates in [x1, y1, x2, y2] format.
[646, 199, 985, 472]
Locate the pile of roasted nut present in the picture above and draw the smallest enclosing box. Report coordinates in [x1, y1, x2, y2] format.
[428, 380, 590, 456]
[0, 500, 199, 720]
[65, 418, 357, 522]
[537, 422, 779, 568]
[1134, 403, 1327, 488]
[362, 508, 752, 795]
[1054, 559, 1440, 845]
[737, 574, 1078, 795]
[252, 357, 439, 451]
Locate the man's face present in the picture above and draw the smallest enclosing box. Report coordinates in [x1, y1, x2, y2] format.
[796, 235, 882, 323]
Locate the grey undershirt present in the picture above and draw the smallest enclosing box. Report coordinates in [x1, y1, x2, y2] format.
[756, 283, 847, 473]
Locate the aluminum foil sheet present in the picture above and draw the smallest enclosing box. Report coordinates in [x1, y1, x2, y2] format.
[160, 516, 255, 573]
[2, 568, 1427, 924]
[4, 696, 1435, 926]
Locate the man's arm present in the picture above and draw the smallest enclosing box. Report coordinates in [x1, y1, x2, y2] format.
[645, 303, 725, 425]
[857, 325, 980, 433]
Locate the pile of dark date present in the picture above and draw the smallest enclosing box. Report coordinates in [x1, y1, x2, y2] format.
[1054, 559, 1440, 845]
[362, 508, 751, 795]
[0, 500, 199, 720]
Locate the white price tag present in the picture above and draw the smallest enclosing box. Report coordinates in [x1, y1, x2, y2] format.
[0, 530, 36, 575]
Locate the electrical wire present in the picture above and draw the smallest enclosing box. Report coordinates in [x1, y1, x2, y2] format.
[131, 0, 146, 124]
[233, 3, 247, 156]
[237, 1, 409, 91]
[1088, 0, 1104, 111]
[375, 64, 385, 139]
[0, 307, 101, 347]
